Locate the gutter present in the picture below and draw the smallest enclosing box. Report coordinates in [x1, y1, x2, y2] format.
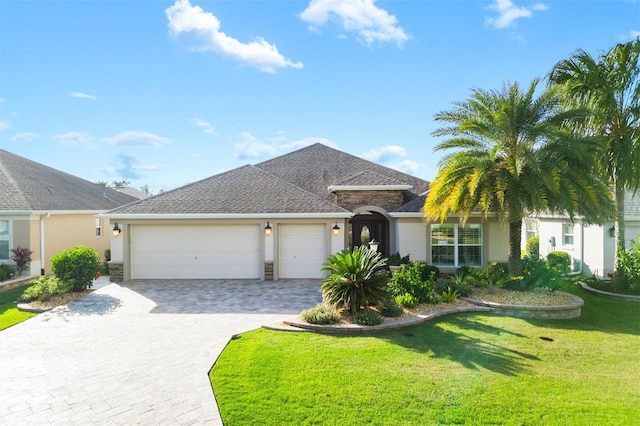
[98, 213, 354, 220]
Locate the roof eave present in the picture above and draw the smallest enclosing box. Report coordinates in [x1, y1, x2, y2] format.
[98, 212, 354, 220]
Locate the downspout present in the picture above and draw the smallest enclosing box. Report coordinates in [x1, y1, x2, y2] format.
[39, 213, 49, 276]
[580, 222, 584, 275]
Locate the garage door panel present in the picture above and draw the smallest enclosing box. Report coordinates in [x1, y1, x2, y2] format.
[131, 225, 260, 279]
[279, 224, 326, 279]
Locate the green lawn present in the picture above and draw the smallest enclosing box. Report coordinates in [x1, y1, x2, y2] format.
[211, 284, 640, 425]
[0, 284, 36, 331]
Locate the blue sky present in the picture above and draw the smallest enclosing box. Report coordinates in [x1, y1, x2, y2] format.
[1, 0, 638, 194]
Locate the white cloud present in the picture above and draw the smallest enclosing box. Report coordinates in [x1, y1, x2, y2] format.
[0, 98, 5, 103]
[165, 0, 303, 73]
[0, 121, 9, 131]
[69, 91, 97, 100]
[362, 145, 407, 162]
[234, 132, 278, 159]
[12, 132, 40, 142]
[485, 0, 548, 30]
[300, 0, 410, 47]
[103, 131, 170, 147]
[54, 131, 91, 147]
[389, 160, 419, 175]
[190, 118, 217, 135]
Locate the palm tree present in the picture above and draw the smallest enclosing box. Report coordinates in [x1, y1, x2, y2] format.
[425, 79, 614, 276]
[549, 39, 640, 258]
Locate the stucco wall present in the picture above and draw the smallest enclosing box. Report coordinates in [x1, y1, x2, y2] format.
[486, 222, 509, 264]
[395, 218, 427, 262]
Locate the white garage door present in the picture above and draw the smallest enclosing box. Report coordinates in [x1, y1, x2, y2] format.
[131, 225, 261, 279]
[279, 224, 326, 279]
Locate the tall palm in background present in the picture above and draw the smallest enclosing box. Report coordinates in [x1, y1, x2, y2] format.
[550, 39, 640, 259]
[425, 79, 614, 276]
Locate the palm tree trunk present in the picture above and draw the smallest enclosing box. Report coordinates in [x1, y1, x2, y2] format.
[508, 220, 523, 276]
[614, 182, 626, 266]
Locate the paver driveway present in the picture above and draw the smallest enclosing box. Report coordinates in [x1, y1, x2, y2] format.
[0, 278, 322, 425]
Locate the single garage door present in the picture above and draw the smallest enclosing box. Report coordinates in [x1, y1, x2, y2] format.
[131, 225, 261, 279]
[279, 224, 326, 279]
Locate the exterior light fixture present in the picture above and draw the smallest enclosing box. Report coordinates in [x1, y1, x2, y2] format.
[332, 223, 340, 236]
[112, 223, 122, 237]
[264, 222, 272, 236]
[368, 239, 379, 252]
[609, 226, 615, 238]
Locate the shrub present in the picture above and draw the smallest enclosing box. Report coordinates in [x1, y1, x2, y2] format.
[547, 251, 571, 275]
[386, 252, 410, 267]
[421, 264, 441, 281]
[101, 248, 111, 275]
[486, 261, 510, 293]
[0, 264, 17, 282]
[440, 287, 460, 303]
[51, 245, 101, 292]
[527, 236, 540, 260]
[300, 304, 341, 325]
[10, 246, 33, 275]
[19, 276, 72, 302]
[395, 293, 419, 308]
[379, 297, 403, 317]
[352, 309, 383, 326]
[518, 256, 564, 292]
[614, 240, 640, 294]
[435, 272, 472, 297]
[321, 246, 389, 313]
[387, 262, 437, 303]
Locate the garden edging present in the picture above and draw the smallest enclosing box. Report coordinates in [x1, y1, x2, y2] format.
[461, 291, 584, 319]
[578, 282, 640, 302]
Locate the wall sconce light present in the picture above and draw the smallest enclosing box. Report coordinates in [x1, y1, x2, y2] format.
[332, 223, 340, 236]
[368, 239, 379, 252]
[112, 223, 122, 237]
[264, 222, 272, 236]
[609, 226, 615, 238]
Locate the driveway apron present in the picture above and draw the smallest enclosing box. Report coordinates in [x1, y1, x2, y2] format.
[0, 278, 322, 425]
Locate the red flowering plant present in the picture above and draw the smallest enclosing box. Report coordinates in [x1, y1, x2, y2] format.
[10, 246, 33, 276]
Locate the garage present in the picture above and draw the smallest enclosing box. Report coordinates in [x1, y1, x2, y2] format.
[130, 225, 261, 279]
[279, 224, 327, 279]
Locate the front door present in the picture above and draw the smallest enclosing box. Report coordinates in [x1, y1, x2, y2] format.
[350, 212, 389, 257]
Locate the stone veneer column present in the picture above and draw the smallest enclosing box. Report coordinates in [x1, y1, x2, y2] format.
[108, 261, 124, 282]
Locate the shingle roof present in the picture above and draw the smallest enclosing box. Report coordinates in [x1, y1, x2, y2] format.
[625, 191, 640, 216]
[0, 149, 138, 211]
[335, 170, 407, 186]
[108, 165, 351, 215]
[390, 194, 426, 213]
[255, 143, 429, 201]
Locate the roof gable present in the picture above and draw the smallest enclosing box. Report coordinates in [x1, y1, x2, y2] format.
[0, 149, 138, 211]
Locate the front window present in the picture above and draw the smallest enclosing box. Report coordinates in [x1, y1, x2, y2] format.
[96, 218, 102, 237]
[525, 219, 537, 242]
[562, 224, 574, 246]
[0, 220, 9, 260]
[431, 224, 482, 267]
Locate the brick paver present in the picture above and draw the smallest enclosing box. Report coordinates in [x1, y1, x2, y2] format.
[0, 278, 322, 425]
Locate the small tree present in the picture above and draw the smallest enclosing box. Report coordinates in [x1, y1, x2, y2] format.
[51, 245, 101, 292]
[10, 246, 33, 275]
[526, 236, 540, 260]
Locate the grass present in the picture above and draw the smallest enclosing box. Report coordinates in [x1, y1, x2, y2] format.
[0, 284, 36, 331]
[210, 284, 640, 425]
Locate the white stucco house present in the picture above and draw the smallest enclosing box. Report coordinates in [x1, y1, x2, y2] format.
[523, 191, 640, 277]
[102, 144, 510, 281]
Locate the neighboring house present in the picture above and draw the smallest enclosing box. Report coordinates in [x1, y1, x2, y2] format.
[109, 186, 151, 200]
[103, 143, 509, 281]
[523, 191, 640, 277]
[0, 149, 138, 276]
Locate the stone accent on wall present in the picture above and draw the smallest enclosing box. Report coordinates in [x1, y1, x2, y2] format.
[108, 261, 124, 282]
[264, 262, 274, 281]
[334, 190, 405, 211]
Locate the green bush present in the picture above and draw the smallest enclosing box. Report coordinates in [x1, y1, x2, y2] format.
[527, 236, 540, 260]
[440, 287, 460, 303]
[379, 297, 403, 317]
[614, 240, 640, 294]
[547, 251, 571, 275]
[434, 272, 472, 297]
[386, 252, 410, 267]
[517, 256, 564, 292]
[321, 246, 390, 313]
[300, 304, 341, 325]
[387, 262, 437, 303]
[0, 264, 17, 282]
[19, 276, 72, 302]
[51, 245, 101, 292]
[421, 264, 441, 281]
[101, 248, 111, 275]
[395, 293, 419, 308]
[352, 309, 383, 326]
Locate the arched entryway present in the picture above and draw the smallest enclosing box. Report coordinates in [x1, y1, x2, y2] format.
[349, 211, 390, 257]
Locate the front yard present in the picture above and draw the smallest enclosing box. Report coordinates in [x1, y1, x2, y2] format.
[0, 284, 36, 331]
[210, 284, 640, 425]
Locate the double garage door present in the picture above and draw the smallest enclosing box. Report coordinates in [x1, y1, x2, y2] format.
[130, 224, 326, 279]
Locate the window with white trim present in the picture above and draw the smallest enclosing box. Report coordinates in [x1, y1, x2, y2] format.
[431, 224, 482, 267]
[96, 218, 102, 237]
[562, 223, 574, 246]
[0, 220, 9, 260]
[525, 219, 537, 242]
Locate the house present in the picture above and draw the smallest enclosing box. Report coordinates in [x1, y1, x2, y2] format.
[103, 143, 509, 281]
[0, 149, 138, 276]
[109, 186, 151, 200]
[524, 191, 640, 277]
